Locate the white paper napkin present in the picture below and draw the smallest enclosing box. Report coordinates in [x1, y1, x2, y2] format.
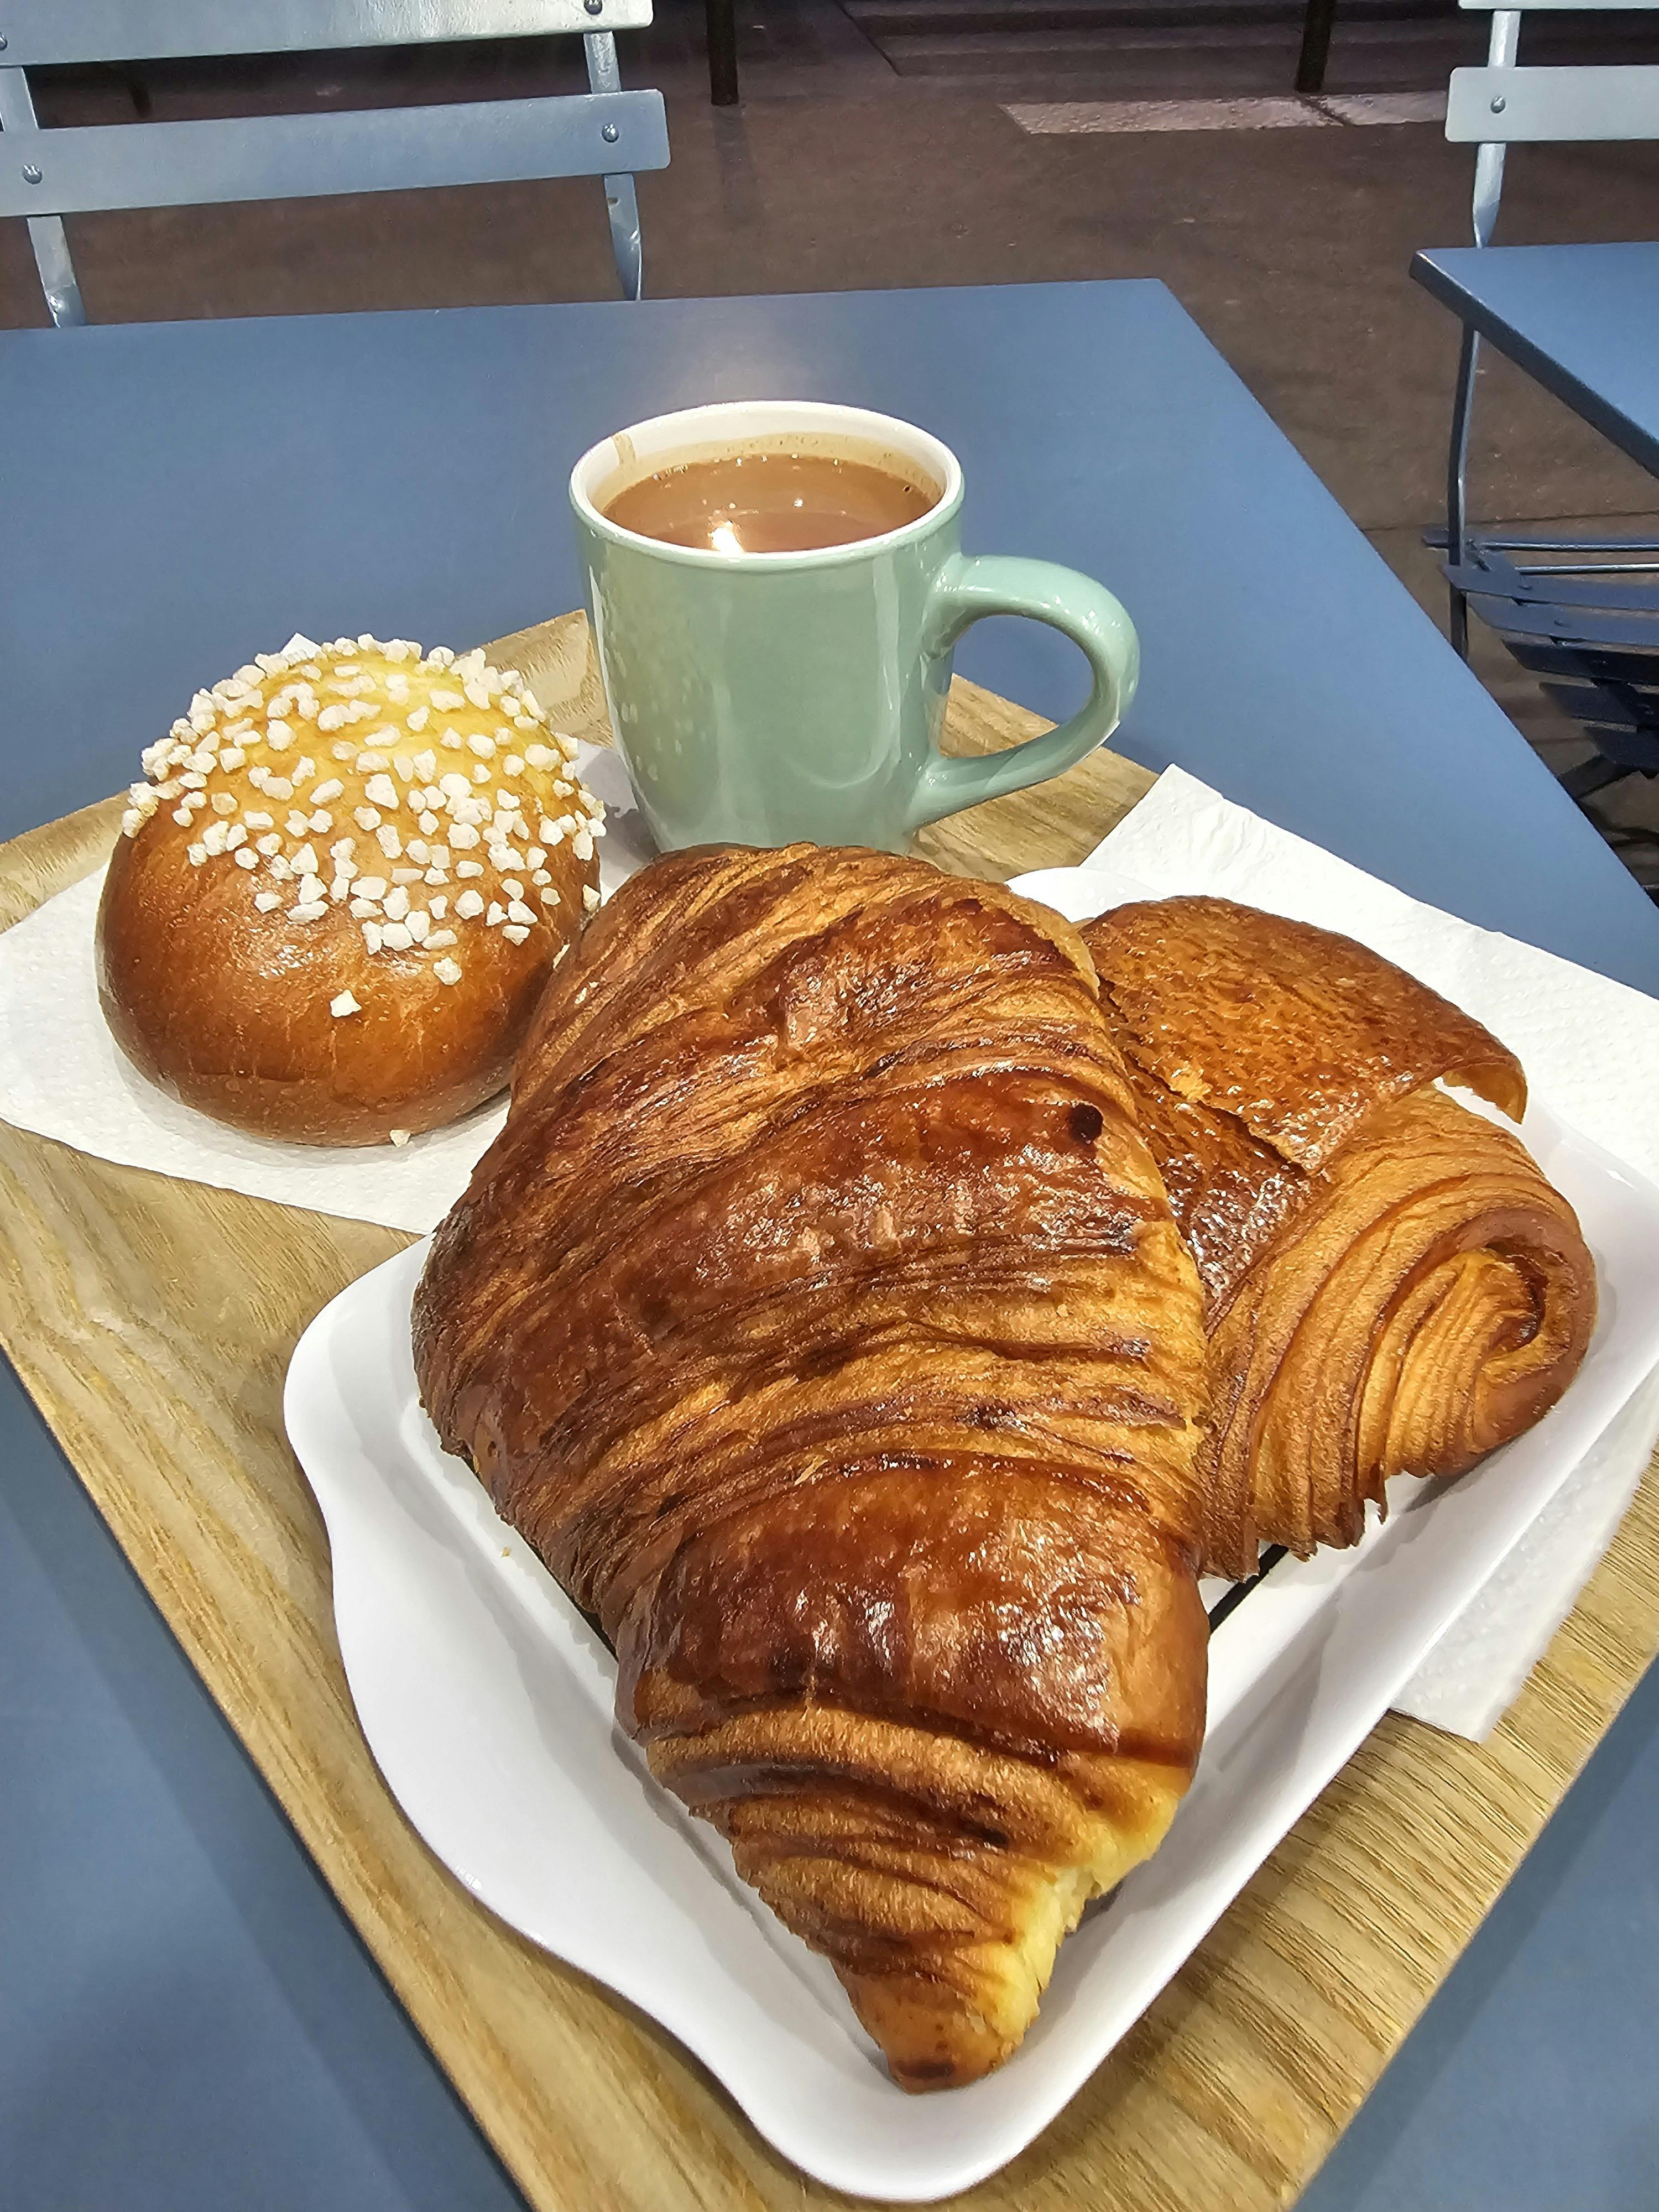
[1085, 766, 1659, 1740]
[0, 744, 651, 1236]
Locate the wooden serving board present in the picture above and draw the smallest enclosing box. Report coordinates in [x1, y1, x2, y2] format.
[1, 611, 1656, 2212]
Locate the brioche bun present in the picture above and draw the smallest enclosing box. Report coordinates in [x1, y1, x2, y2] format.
[97, 633, 603, 1145]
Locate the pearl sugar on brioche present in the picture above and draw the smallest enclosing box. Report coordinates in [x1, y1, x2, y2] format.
[98, 633, 604, 1145]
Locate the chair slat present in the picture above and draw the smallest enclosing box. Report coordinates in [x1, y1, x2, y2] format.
[1503, 638, 1659, 682]
[0, 0, 651, 68]
[0, 92, 667, 217]
[1448, 64, 1659, 142]
[1444, 561, 1659, 614]
[1459, 594, 1659, 650]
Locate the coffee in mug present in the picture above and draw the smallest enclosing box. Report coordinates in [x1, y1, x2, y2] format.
[601, 442, 943, 555]
[571, 399, 1139, 855]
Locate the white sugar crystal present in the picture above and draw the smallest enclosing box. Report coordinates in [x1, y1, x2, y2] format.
[331, 990, 361, 1018]
[433, 957, 462, 986]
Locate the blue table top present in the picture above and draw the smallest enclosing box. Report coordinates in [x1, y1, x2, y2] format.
[4, 283, 1659, 989]
[3, 283, 1658, 2212]
[1413, 241, 1659, 482]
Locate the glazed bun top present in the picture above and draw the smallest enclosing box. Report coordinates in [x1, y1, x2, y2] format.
[118, 629, 604, 966]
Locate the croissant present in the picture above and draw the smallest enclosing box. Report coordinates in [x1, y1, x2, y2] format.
[414, 844, 1211, 2089]
[1081, 896, 1598, 1580]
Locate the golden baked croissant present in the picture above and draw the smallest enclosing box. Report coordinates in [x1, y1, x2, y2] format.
[414, 844, 1210, 2089]
[1082, 896, 1597, 1580]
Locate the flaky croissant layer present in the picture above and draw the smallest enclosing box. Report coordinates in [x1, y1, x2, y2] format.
[416, 844, 1211, 2088]
[1083, 897, 1597, 1580]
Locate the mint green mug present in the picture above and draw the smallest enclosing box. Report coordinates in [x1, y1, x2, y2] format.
[569, 399, 1139, 854]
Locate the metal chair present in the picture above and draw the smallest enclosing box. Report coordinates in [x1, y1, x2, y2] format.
[1428, 0, 1659, 862]
[1437, 0, 1659, 655]
[0, 1, 670, 322]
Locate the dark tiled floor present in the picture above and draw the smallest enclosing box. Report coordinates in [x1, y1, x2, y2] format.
[5, 0, 1658, 874]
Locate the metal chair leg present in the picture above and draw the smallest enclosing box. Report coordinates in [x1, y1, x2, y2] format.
[583, 33, 644, 299]
[602, 173, 643, 301]
[1446, 322, 1480, 659]
[706, 0, 740, 106]
[1294, 0, 1339, 96]
[25, 216, 87, 327]
[1, 65, 88, 325]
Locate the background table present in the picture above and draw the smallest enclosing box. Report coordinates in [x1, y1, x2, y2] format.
[1412, 241, 1659, 480]
[3, 282, 1658, 2212]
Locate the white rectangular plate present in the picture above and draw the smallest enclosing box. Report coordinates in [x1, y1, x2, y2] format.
[283, 863, 1659, 2202]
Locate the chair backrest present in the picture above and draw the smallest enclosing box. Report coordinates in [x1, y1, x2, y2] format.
[1448, 0, 1659, 243]
[0, 0, 669, 321]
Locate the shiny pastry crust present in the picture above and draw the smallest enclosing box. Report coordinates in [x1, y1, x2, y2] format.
[1084, 896, 1597, 1578]
[97, 634, 602, 1144]
[414, 843, 1211, 2090]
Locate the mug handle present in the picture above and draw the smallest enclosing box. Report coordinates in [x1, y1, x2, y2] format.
[905, 554, 1140, 832]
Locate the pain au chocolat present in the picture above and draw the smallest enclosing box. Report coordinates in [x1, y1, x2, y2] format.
[414, 843, 1211, 2090]
[97, 635, 604, 1145]
[1082, 896, 1597, 1580]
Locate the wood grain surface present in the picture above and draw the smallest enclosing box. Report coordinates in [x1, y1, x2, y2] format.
[1, 613, 1655, 2212]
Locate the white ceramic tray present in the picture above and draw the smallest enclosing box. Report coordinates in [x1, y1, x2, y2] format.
[284, 865, 1659, 2203]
